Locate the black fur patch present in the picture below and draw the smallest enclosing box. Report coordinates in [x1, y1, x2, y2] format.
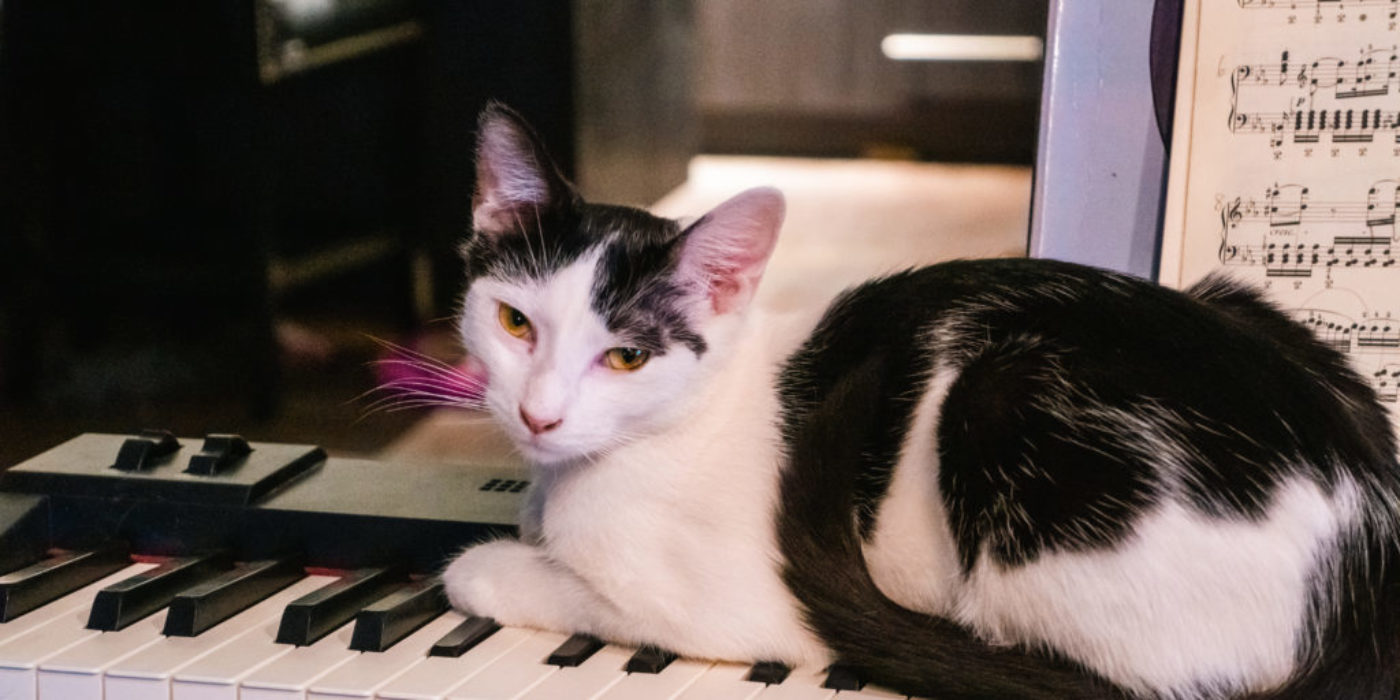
[588, 206, 706, 356]
[936, 334, 1161, 570]
[777, 271, 941, 538]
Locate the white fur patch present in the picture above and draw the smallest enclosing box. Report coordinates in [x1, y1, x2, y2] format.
[953, 477, 1357, 697]
[864, 365, 963, 614]
[533, 309, 827, 663]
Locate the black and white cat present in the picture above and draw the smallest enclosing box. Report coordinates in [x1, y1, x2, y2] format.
[438, 104, 1400, 699]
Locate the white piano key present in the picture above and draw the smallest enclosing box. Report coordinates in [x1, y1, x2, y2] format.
[37, 598, 173, 699]
[443, 629, 567, 700]
[0, 563, 156, 700]
[516, 643, 633, 700]
[593, 657, 712, 700]
[673, 662, 765, 700]
[374, 625, 535, 700]
[304, 611, 463, 700]
[104, 575, 331, 700]
[753, 666, 836, 700]
[171, 575, 339, 700]
[238, 615, 360, 700]
[0, 563, 152, 646]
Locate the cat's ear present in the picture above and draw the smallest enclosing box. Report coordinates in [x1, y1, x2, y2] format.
[472, 103, 573, 235]
[677, 187, 785, 315]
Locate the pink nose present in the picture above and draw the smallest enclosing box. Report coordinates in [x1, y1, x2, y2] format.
[519, 407, 563, 435]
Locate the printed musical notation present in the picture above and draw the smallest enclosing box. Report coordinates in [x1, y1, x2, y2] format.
[1237, 0, 1400, 24]
[1239, 0, 1397, 9]
[1230, 46, 1400, 147]
[1216, 179, 1400, 276]
[1295, 307, 1400, 402]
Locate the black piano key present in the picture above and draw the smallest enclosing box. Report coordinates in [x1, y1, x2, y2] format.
[0, 544, 129, 622]
[163, 554, 304, 637]
[275, 565, 405, 646]
[429, 615, 501, 657]
[745, 661, 791, 685]
[625, 646, 678, 674]
[822, 663, 866, 691]
[0, 493, 49, 577]
[545, 633, 606, 667]
[87, 550, 233, 631]
[348, 579, 448, 652]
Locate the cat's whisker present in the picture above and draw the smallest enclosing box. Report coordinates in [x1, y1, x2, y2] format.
[364, 336, 470, 375]
[360, 385, 483, 411]
[369, 359, 486, 388]
[359, 395, 484, 417]
[360, 389, 470, 412]
[346, 372, 480, 408]
[369, 353, 466, 375]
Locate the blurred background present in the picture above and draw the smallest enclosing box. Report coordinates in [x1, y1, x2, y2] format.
[0, 0, 1055, 466]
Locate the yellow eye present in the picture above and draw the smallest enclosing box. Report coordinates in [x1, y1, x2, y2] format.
[604, 347, 650, 371]
[498, 303, 533, 339]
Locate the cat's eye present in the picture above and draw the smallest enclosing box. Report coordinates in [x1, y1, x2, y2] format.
[604, 347, 650, 371]
[497, 303, 533, 339]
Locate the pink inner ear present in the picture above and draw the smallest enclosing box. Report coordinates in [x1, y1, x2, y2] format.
[472, 115, 552, 235]
[679, 187, 785, 315]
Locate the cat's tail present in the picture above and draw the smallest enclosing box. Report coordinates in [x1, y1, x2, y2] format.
[1243, 522, 1400, 700]
[775, 354, 1126, 700]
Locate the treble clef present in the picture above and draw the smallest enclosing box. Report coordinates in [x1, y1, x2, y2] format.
[1219, 197, 1244, 263]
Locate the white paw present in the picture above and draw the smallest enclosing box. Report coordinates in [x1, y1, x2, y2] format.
[441, 539, 534, 622]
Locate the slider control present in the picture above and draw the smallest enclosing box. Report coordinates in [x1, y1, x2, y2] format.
[186, 434, 253, 476]
[111, 430, 180, 472]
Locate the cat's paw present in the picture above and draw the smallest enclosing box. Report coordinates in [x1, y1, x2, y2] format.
[441, 539, 538, 623]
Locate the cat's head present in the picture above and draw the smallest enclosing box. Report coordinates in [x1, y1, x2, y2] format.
[458, 104, 784, 465]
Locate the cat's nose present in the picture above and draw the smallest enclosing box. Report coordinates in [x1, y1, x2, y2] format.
[519, 407, 563, 435]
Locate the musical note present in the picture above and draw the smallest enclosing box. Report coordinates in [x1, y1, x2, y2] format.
[1237, 0, 1400, 16]
[1295, 308, 1357, 351]
[1230, 47, 1400, 147]
[1374, 364, 1400, 403]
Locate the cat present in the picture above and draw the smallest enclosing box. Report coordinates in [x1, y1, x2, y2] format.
[437, 103, 1400, 699]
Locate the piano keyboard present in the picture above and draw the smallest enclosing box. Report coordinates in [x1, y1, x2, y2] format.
[0, 433, 926, 700]
[0, 556, 922, 700]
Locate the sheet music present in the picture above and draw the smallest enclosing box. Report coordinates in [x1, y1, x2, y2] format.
[1161, 0, 1400, 428]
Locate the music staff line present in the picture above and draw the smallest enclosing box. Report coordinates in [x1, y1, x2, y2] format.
[1229, 47, 1400, 144]
[1298, 309, 1400, 349]
[1232, 49, 1399, 97]
[1295, 309, 1400, 401]
[1238, 0, 1398, 14]
[1219, 180, 1400, 231]
[1221, 241, 1399, 276]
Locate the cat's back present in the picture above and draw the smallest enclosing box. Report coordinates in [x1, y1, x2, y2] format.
[776, 257, 1400, 697]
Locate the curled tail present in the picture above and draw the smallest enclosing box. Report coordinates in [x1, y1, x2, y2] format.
[1243, 528, 1400, 700]
[775, 354, 1125, 699]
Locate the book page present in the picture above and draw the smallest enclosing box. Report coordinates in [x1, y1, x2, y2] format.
[1160, 0, 1400, 428]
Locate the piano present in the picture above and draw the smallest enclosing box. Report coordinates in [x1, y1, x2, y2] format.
[0, 432, 919, 699]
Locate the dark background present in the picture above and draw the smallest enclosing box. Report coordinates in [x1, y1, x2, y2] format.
[0, 0, 1047, 466]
